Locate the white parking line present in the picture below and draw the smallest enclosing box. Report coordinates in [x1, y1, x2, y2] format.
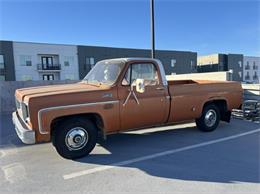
[63, 128, 260, 180]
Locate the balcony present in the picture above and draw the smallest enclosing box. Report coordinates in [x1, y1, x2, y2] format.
[245, 65, 250, 70]
[37, 64, 61, 71]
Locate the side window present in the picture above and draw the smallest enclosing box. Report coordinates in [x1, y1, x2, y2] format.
[122, 63, 159, 86]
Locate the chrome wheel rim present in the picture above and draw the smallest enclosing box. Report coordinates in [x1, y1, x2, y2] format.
[65, 127, 89, 151]
[204, 109, 217, 127]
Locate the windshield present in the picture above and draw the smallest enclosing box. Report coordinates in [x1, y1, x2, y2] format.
[83, 60, 125, 86]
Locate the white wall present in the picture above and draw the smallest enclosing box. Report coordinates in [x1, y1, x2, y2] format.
[243, 56, 260, 83]
[13, 42, 79, 81]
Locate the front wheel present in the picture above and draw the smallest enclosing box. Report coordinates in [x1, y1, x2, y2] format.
[196, 104, 220, 132]
[52, 118, 97, 159]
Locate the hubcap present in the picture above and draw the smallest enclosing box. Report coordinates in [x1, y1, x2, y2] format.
[204, 109, 217, 127]
[65, 127, 89, 151]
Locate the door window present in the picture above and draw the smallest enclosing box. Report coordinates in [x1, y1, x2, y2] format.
[42, 57, 53, 69]
[122, 63, 159, 86]
[43, 74, 54, 80]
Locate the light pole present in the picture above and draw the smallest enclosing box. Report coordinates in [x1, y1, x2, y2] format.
[150, 0, 155, 59]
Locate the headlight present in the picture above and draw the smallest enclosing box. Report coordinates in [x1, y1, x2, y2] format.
[21, 103, 29, 121]
[15, 98, 21, 109]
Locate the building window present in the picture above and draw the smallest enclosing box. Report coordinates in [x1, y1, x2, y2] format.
[245, 72, 250, 80]
[0, 55, 5, 69]
[22, 75, 33, 81]
[64, 61, 69, 66]
[191, 60, 196, 70]
[171, 59, 176, 68]
[86, 57, 95, 69]
[0, 75, 5, 81]
[64, 56, 74, 66]
[238, 71, 242, 78]
[245, 61, 250, 70]
[20, 55, 32, 66]
[253, 72, 258, 81]
[238, 61, 242, 68]
[253, 61, 258, 70]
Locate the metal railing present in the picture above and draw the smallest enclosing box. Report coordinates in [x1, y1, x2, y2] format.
[37, 64, 61, 70]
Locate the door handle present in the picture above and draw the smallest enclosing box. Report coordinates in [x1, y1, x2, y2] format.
[156, 87, 165, 90]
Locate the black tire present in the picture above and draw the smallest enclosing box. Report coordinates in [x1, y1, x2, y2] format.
[52, 118, 97, 159]
[196, 104, 220, 132]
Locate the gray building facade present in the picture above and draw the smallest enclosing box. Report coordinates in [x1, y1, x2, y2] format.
[0, 41, 16, 81]
[77, 45, 197, 79]
[227, 54, 243, 81]
[0, 40, 197, 81]
[197, 53, 243, 81]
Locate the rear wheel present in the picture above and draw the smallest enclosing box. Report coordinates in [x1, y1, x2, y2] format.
[196, 104, 220, 132]
[52, 118, 97, 159]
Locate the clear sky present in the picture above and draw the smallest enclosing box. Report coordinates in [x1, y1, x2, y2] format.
[0, 0, 259, 56]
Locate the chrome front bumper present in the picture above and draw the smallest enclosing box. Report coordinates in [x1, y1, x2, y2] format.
[12, 111, 35, 144]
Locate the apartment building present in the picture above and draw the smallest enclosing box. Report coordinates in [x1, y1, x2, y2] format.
[243, 56, 260, 83]
[12, 42, 79, 81]
[0, 40, 198, 81]
[197, 53, 243, 81]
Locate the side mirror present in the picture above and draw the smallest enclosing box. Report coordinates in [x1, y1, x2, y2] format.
[135, 78, 145, 93]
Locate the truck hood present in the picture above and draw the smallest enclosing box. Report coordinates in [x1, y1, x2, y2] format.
[15, 82, 109, 102]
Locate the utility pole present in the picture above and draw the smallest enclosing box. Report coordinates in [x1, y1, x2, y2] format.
[150, 0, 155, 58]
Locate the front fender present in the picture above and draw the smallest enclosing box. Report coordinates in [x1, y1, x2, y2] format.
[36, 100, 120, 142]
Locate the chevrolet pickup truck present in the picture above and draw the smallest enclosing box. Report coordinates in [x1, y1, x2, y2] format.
[13, 58, 243, 159]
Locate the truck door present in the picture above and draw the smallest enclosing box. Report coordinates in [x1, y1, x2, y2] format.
[118, 62, 168, 131]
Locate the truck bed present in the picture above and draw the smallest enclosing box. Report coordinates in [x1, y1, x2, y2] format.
[167, 79, 243, 123]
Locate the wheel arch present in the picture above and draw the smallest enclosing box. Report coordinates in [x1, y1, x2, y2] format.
[202, 99, 231, 122]
[50, 113, 105, 140]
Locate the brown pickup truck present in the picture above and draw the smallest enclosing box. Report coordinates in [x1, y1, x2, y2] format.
[13, 58, 243, 159]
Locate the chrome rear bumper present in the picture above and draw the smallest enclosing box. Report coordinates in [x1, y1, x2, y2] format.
[12, 112, 35, 144]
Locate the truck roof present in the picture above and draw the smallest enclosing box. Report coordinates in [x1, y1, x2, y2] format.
[100, 57, 160, 63]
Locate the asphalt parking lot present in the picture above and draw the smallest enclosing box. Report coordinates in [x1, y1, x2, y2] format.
[0, 113, 259, 193]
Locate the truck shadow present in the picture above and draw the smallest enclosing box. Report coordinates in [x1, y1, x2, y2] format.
[76, 121, 260, 184]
